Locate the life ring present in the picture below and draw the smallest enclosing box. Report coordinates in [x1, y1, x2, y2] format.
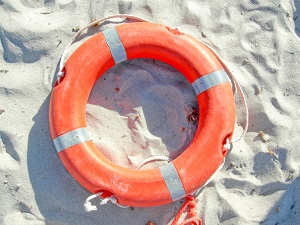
[49, 22, 235, 207]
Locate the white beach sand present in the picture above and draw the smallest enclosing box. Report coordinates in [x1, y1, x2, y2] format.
[1, 0, 300, 224]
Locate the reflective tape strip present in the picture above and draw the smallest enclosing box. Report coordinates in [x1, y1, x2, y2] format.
[192, 69, 229, 95]
[53, 127, 91, 153]
[102, 27, 127, 64]
[159, 163, 186, 201]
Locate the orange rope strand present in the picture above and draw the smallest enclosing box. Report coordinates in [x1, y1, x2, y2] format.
[171, 196, 202, 225]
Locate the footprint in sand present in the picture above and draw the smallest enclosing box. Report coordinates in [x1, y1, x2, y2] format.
[19, 0, 54, 8]
[0, 0, 76, 63]
[118, 0, 132, 14]
[3, 202, 44, 225]
[18, 0, 75, 9]
[0, 131, 20, 171]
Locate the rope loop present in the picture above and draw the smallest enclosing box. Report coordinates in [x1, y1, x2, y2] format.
[57, 16, 249, 220]
[84, 192, 102, 212]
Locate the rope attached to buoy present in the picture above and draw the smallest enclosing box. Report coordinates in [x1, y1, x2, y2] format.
[171, 196, 202, 225]
[57, 15, 249, 223]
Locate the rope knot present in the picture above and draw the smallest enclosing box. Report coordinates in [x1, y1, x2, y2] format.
[186, 196, 197, 217]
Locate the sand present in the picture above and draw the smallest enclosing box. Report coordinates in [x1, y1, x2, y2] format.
[1, 0, 300, 224]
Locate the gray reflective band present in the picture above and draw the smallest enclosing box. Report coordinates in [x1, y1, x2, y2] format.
[53, 127, 91, 153]
[192, 69, 229, 95]
[102, 27, 127, 64]
[159, 163, 186, 201]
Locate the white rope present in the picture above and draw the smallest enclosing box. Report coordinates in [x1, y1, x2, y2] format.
[84, 192, 129, 212]
[223, 138, 232, 151]
[100, 195, 129, 208]
[200, 42, 249, 143]
[193, 157, 226, 197]
[84, 192, 102, 212]
[56, 14, 151, 83]
[58, 14, 248, 180]
[137, 155, 170, 169]
[56, 15, 249, 212]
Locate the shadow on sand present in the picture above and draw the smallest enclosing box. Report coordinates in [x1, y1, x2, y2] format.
[294, 0, 300, 37]
[27, 91, 178, 225]
[260, 177, 300, 224]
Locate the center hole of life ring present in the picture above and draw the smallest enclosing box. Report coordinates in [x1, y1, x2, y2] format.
[86, 58, 199, 170]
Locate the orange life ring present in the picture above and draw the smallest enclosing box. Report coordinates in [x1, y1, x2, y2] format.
[49, 22, 235, 207]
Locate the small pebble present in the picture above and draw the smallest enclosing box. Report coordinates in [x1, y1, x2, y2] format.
[91, 18, 100, 26]
[258, 131, 269, 143]
[226, 162, 235, 170]
[15, 184, 21, 191]
[72, 26, 80, 32]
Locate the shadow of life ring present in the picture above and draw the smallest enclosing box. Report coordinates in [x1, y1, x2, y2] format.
[49, 22, 236, 207]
